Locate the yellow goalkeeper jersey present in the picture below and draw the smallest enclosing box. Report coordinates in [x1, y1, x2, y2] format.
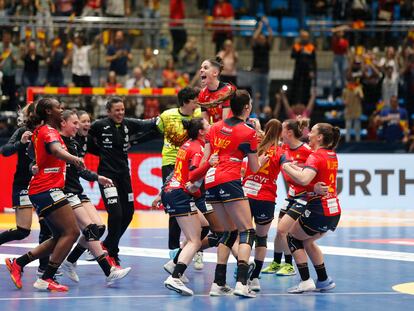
[157, 107, 202, 166]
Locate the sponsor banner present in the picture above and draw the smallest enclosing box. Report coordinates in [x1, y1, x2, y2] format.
[1, 154, 413, 211]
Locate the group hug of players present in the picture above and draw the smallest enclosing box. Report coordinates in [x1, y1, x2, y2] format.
[0, 56, 341, 297]
[158, 57, 341, 298]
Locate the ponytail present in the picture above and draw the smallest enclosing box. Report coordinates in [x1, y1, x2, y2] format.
[258, 119, 282, 155]
[317, 123, 341, 150]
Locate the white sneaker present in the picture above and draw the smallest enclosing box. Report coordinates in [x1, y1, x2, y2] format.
[61, 260, 79, 283]
[84, 250, 95, 261]
[164, 275, 193, 296]
[248, 278, 261, 292]
[233, 281, 257, 298]
[193, 251, 204, 270]
[287, 278, 316, 294]
[209, 283, 234, 296]
[106, 266, 131, 285]
[163, 259, 189, 283]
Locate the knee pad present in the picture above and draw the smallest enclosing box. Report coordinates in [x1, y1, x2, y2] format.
[287, 233, 304, 253]
[207, 231, 224, 247]
[82, 224, 100, 242]
[97, 225, 106, 239]
[9, 226, 31, 240]
[201, 226, 210, 240]
[239, 229, 256, 247]
[255, 235, 268, 248]
[219, 230, 238, 248]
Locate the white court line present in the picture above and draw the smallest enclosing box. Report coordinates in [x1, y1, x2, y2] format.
[0, 292, 405, 301]
[3, 243, 414, 264]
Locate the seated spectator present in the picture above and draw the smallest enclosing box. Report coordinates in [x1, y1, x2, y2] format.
[217, 39, 238, 86]
[180, 36, 199, 79]
[125, 66, 151, 89]
[105, 70, 122, 88]
[378, 95, 409, 143]
[343, 77, 364, 142]
[140, 47, 159, 85]
[21, 39, 46, 87]
[162, 58, 179, 88]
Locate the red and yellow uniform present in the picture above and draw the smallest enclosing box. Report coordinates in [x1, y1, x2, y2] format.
[198, 82, 236, 124]
[206, 117, 257, 188]
[165, 138, 209, 198]
[205, 117, 257, 203]
[304, 148, 341, 217]
[243, 145, 285, 203]
[29, 125, 67, 195]
[162, 138, 212, 217]
[282, 143, 313, 198]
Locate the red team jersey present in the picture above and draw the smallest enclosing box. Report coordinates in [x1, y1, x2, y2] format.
[205, 117, 257, 188]
[29, 125, 67, 195]
[198, 82, 236, 123]
[305, 148, 341, 216]
[166, 138, 205, 197]
[243, 145, 285, 203]
[282, 143, 313, 197]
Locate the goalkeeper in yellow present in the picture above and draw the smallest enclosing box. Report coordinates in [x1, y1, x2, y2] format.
[156, 87, 201, 251]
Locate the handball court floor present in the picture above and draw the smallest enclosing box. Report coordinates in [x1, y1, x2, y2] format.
[0, 210, 414, 311]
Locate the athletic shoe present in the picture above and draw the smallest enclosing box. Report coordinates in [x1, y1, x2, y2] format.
[164, 275, 193, 296]
[234, 261, 256, 279]
[209, 283, 234, 296]
[261, 261, 282, 274]
[33, 278, 69, 292]
[61, 260, 79, 283]
[248, 278, 261, 292]
[106, 266, 132, 285]
[233, 281, 256, 298]
[169, 248, 180, 260]
[193, 251, 204, 270]
[315, 277, 336, 292]
[84, 250, 95, 261]
[287, 278, 316, 294]
[163, 259, 189, 283]
[276, 263, 296, 276]
[5, 258, 23, 289]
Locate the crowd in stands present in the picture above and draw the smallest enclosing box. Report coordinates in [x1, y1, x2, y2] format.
[1, 0, 414, 151]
